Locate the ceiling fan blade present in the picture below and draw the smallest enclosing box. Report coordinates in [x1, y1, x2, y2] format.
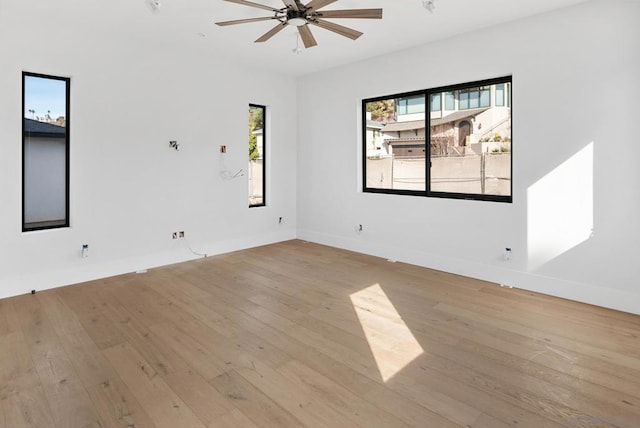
[310, 18, 363, 40]
[316, 9, 382, 19]
[216, 16, 277, 26]
[255, 22, 287, 42]
[281, 0, 299, 11]
[305, 0, 338, 12]
[298, 25, 318, 48]
[223, 0, 280, 13]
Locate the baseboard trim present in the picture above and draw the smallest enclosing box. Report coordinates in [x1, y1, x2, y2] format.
[297, 229, 640, 316]
[0, 230, 296, 300]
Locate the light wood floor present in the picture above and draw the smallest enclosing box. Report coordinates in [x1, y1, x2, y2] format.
[1, 240, 639, 427]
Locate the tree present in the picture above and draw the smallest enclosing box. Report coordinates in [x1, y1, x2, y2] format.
[248, 106, 263, 160]
[366, 99, 395, 122]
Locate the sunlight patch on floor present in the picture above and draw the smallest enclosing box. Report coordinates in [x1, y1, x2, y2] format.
[350, 283, 424, 382]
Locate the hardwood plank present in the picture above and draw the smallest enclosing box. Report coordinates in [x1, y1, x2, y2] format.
[102, 342, 206, 428]
[44, 389, 104, 428]
[86, 377, 156, 428]
[163, 369, 235, 425]
[36, 290, 85, 337]
[215, 408, 260, 428]
[0, 332, 40, 400]
[11, 294, 103, 427]
[97, 298, 188, 377]
[235, 357, 376, 428]
[148, 321, 228, 381]
[57, 329, 116, 388]
[0, 298, 21, 336]
[277, 359, 409, 427]
[209, 370, 304, 428]
[435, 301, 640, 374]
[76, 310, 127, 351]
[0, 386, 55, 428]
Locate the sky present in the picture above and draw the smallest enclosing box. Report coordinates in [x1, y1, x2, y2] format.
[24, 75, 67, 119]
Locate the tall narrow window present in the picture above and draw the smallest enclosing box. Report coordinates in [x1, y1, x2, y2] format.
[23, 72, 70, 231]
[248, 104, 265, 207]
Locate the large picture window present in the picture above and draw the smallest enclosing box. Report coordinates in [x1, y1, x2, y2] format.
[23, 72, 70, 231]
[363, 76, 512, 202]
[248, 104, 265, 207]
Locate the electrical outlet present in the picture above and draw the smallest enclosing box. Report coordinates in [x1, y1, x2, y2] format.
[279, 217, 283, 225]
[179, 231, 185, 238]
[503, 247, 512, 261]
[172, 232, 178, 239]
[220, 145, 226, 153]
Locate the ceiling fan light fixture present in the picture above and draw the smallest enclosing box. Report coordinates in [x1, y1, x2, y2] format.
[287, 17, 308, 26]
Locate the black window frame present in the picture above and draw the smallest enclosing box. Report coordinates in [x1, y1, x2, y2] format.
[248, 103, 266, 208]
[362, 76, 512, 203]
[22, 71, 71, 232]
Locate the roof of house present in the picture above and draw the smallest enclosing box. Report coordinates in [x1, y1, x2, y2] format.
[385, 138, 425, 145]
[382, 108, 490, 132]
[366, 119, 384, 129]
[24, 118, 66, 136]
[383, 120, 424, 133]
[430, 108, 489, 127]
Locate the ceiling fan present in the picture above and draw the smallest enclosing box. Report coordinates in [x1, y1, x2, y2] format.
[215, 0, 383, 48]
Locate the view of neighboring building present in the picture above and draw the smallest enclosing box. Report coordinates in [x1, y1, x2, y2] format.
[364, 80, 512, 197]
[23, 118, 68, 229]
[366, 82, 511, 159]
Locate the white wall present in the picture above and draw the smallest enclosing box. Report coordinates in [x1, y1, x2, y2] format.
[297, 0, 640, 314]
[0, 3, 297, 298]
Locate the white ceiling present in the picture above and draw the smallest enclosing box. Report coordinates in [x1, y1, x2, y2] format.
[9, 0, 590, 76]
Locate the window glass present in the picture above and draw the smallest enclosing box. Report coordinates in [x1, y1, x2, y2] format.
[479, 87, 490, 107]
[363, 94, 426, 192]
[469, 91, 480, 109]
[459, 91, 469, 110]
[248, 104, 265, 207]
[407, 96, 425, 114]
[429, 79, 511, 201]
[23, 73, 69, 231]
[430, 94, 441, 112]
[495, 83, 505, 107]
[444, 92, 455, 110]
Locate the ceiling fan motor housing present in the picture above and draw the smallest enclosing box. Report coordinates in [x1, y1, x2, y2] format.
[287, 8, 310, 26]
